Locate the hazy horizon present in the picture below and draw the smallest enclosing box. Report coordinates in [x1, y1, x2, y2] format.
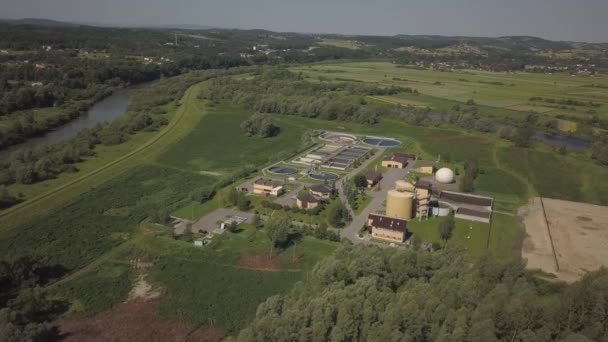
[2, 0, 607, 43]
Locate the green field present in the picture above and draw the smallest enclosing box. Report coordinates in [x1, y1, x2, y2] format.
[292, 61, 608, 121]
[146, 227, 336, 334]
[407, 213, 518, 260]
[158, 102, 310, 173]
[0, 165, 215, 272]
[2, 69, 607, 338]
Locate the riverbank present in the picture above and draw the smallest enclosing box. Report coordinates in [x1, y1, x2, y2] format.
[0, 82, 207, 229]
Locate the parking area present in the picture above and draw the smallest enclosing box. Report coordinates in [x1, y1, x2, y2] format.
[192, 208, 255, 233]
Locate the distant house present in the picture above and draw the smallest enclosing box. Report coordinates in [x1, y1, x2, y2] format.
[417, 161, 436, 174]
[381, 153, 415, 169]
[367, 213, 407, 243]
[253, 178, 284, 196]
[309, 184, 333, 198]
[296, 194, 320, 209]
[366, 170, 382, 188]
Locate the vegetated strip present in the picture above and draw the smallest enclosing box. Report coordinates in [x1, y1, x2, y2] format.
[539, 197, 560, 272]
[0, 82, 205, 227]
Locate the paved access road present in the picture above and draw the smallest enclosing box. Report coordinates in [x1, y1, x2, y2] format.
[339, 166, 410, 244]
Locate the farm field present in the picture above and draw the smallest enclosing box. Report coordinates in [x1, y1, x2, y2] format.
[292, 61, 608, 120]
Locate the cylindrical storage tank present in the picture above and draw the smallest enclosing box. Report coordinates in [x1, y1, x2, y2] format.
[432, 206, 451, 217]
[395, 180, 415, 192]
[386, 190, 414, 220]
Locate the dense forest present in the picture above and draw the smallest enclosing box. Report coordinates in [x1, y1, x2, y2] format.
[239, 245, 608, 342]
[201, 67, 408, 124]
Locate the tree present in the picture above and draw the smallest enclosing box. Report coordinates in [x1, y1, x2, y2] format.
[237, 195, 251, 211]
[226, 221, 239, 232]
[265, 217, 291, 257]
[328, 201, 349, 227]
[353, 174, 368, 189]
[0, 185, 18, 209]
[251, 214, 262, 229]
[439, 214, 455, 244]
[241, 113, 280, 138]
[512, 127, 535, 148]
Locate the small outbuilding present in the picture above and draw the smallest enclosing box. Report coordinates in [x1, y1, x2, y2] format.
[309, 184, 333, 198]
[368, 213, 408, 243]
[366, 170, 382, 188]
[296, 194, 321, 209]
[253, 178, 284, 196]
[417, 161, 436, 174]
[381, 153, 415, 169]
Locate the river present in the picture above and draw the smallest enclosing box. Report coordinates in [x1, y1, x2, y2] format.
[0, 90, 130, 160]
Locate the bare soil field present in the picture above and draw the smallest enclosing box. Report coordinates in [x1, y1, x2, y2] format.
[239, 252, 304, 271]
[521, 197, 608, 282]
[507, 104, 553, 113]
[56, 300, 225, 342]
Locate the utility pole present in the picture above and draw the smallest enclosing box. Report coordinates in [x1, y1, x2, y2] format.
[174, 32, 178, 46]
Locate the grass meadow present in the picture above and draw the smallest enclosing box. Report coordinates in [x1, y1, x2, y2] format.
[292, 61, 608, 120]
[158, 102, 310, 173]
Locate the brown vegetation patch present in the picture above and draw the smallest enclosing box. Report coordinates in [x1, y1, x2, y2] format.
[506, 150, 524, 161]
[239, 252, 282, 271]
[239, 252, 303, 271]
[56, 300, 225, 342]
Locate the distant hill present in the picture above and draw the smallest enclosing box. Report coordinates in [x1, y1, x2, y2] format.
[0, 18, 80, 27]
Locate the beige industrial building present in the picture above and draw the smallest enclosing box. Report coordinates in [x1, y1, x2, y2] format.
[381, 153, 415, 169]
[366, 170, 382, 188]
[367, 213, 407, 243]
[253, 178, 284, 196]
[296, 194, 320, 209]
[417, 161, 436, 174]
[388, 180, 431, 219]
[309, 184, 333, 198]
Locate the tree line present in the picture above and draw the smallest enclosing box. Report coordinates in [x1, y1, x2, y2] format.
[239, 245, 608, 341]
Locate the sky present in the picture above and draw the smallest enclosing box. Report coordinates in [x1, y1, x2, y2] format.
[2, 0, 607, 43]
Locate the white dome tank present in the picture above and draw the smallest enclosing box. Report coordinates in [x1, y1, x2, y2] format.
[435, 168, 455, 184]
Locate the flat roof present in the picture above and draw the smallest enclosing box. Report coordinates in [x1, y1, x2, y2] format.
[457, 207, 492, 218]
[254, 178, 282, 188]
[440, 191, 493, 207]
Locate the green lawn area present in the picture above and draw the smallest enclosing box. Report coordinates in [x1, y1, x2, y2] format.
[407, 215, 517, 261]
[157, 102, 310, 173]
[353, 194, 373, 215]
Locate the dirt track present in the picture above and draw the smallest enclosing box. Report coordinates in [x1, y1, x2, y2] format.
[521, 197, 608, 282]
